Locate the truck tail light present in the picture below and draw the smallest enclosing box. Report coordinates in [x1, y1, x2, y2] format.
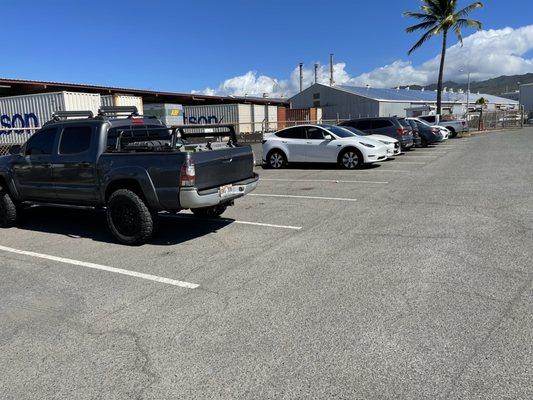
[180, 156, 196, 187]
[397, 128, 408, 136]
[431, 128, 439, 134]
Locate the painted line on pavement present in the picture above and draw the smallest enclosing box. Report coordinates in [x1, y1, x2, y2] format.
[0, 244, 199, 289]
[249, 193, 357, 202]
[260, 178, 388, 184]
[378, 161, 427, 165]
[162, 214, 302, 230]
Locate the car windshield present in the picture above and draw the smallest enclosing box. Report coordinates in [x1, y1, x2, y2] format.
[340, 125, 370, 136]
[323, 125, 357, 138]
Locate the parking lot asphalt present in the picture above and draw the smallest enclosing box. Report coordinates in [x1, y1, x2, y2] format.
[1, 128, 532, 399]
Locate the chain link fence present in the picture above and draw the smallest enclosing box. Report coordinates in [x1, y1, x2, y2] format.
[465, 109, 525, 131]
[0, 128, 37, 155]
[0, 112, 526, 156]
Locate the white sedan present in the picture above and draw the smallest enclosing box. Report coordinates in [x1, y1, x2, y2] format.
[340, 125, 401, 157]
[262, 124, 388, 169]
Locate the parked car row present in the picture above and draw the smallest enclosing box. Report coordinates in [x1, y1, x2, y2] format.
[262, 116, 449, 169]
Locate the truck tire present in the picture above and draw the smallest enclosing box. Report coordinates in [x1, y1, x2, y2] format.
[192, 204, 227, 218]
[0, 187, 18, 227]
[106, 189, 154, 245]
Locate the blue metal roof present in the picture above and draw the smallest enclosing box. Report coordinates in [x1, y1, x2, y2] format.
[334, 84, 518, 104]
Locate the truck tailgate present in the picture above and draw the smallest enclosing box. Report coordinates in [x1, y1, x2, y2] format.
[191, 146, 255, 191]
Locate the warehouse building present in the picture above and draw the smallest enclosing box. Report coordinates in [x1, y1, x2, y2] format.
[0, 78, 289, 137]
[289, 83, 519, 120]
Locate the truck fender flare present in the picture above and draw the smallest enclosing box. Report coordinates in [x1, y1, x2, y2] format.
[100, 167, 160, 210]
[0, 170, 21, 200]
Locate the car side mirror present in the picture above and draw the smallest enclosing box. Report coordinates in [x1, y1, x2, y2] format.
[8, 145, 22, 155]
[324, 134, 333, 140]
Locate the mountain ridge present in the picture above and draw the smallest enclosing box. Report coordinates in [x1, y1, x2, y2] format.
[398, 73, 533, 97]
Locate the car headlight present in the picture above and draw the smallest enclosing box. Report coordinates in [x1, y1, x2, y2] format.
[359, 142, 375, 148]
[380, 140, 392, 145]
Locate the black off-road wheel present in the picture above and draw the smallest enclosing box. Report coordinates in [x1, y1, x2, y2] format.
[106, 189, 154, 245]
[192, 204, 227, 218]
[0, 187, 18, 228]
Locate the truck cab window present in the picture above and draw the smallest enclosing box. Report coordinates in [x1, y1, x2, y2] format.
[25, 128, 57, 155]
[59, 126, 92, 154]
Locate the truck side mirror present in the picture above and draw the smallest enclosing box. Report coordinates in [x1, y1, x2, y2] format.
[8, 145, 22, 155]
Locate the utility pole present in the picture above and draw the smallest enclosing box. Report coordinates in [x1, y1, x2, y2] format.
[299, 63, 303, 93]
[329, 53, 334, 87]
[314, 63, 319, 84]
[466, 71, 471, 116]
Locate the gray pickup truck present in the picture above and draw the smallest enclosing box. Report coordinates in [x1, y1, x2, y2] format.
[0, 107, 258, 245]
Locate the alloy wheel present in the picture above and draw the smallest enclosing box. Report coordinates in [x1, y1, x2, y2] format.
[270, 153, 284, 168]
[342, 151, 358, 169]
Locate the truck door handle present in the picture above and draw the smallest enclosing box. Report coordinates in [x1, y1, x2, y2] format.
[306, 142, 312, 144]
[282, 141, 287, 144]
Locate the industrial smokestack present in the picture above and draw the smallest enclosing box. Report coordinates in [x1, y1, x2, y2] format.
[329, 53, 334, 86]
[299, 63, 303, 92]
[314, 63, 319, 84]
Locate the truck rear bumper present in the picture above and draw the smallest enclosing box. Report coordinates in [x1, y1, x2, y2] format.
[179, 174, 259, 209]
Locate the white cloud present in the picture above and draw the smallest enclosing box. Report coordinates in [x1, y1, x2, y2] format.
[193, 25, 533, 97]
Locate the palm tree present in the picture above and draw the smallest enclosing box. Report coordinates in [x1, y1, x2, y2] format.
[404, 0, 483, 114]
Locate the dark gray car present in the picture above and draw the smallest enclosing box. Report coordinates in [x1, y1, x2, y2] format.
[339, 117, 414, 149]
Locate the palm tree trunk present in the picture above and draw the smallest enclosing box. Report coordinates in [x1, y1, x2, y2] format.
[436, 29, 448, 115]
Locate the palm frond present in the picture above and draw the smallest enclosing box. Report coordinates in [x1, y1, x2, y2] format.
[406, 20, 438, 33]
[456, 18, 482, 30]
[403, 11, 434, 20]
[407, 27, 439, 55]
[454, 25, 463, 45]
[455, 2, 483, 19]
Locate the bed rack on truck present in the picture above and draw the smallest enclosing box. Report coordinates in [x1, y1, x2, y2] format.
[98, 106, 139, 118]
[113, 124, 239, 152]
[49, 110, 94, 122]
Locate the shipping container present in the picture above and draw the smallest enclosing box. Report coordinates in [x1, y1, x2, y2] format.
[183, 104, 258, 133]
[0, 91, 101, 144]
[144, 103, 184, 126]
[101, 94, 143, 114]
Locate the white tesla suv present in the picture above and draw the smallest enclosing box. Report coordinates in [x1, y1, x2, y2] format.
[340, 125, 401, 157]
[262, 124, 388, 169]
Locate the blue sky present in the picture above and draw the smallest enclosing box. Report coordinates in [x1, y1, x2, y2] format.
[1, 0, 532, 95]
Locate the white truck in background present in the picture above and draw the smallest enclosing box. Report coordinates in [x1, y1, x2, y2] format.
[418, 114, 468, 138]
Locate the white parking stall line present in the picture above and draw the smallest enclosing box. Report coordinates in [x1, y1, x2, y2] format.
[381, 161, 427, 164]
[249, 193, 357, 202]
[0, 245, 199, 289]
[402, 155, 438, 158]
[162, 214, 302, 230]
[260, 178, 388, 184]
[365, 169, 411, 172]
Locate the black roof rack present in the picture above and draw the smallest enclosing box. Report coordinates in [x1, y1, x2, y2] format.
[98, 106, 139, 117]
[50, 110, 94, 122]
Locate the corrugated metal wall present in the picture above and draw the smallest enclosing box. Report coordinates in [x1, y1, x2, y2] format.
[144, 103, 184, 126]
[290, 85, 380, 120]
[101, 95, 144, 114]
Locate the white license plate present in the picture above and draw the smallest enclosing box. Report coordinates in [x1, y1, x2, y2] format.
[218, 184, 244, 198]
